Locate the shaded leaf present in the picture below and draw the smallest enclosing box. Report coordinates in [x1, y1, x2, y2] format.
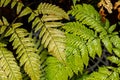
[18, 7, 32, 18]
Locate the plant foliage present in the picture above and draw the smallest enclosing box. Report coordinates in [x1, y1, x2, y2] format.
[1, 0, 120, 80]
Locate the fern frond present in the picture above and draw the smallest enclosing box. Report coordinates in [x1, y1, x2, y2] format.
[62, 22, 95, 40]
[85, 67, 119, 80]
[5, 25, 41, 79]
[69, 4, 106, 33]
[86, 67, 119, 80]
[12, 29, 40, 80]
[66, 33, 102, 71]
[66, 34, 86, 73]
[37, 3, 69, 20]
[41, 27, 66, 61]
[45, 57, 73, 80]
[0, 42, 22, 80]
[29, 3, 68, 62]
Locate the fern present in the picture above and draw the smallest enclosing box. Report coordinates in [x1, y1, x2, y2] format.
[62, 4, 118, 77]
[0, 0, 41, 80]
[0, 42, 22, 80]
[62, 22, 95, 40]
[8, 27, 41, 80]
[69, 4, 106, 33]
[29, 3, 69, 62]
[84, 55, 120, 80]
[1, 0, 120, 80]
[85, 66, 119, 80]
[45, 57, 73, 80]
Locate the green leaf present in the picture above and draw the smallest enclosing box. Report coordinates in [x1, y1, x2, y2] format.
[42, 14, 63, 21]
[0, 42, 6, 47]
[86, 67, 112, 80]
[62, 22, 95, 40]
[12, 23, 23, 29]
[87, 41, 96, 59]
[102, 36, 112, 53]
[45, 22, 64, 28]
[3, 0, 11, 7]
[110, 35, 120, 49]
[69, 4, 106, 33]
[108, 24, 116, 33]
[74, 53, 84, 73]
[81, 45, 89, 67]
[17, 2, 24, 15]
[32, 17, 40, 28]
[45, 57, 71, 80]
[18, 7, 32, 18]
[104, 19, 110, 30]
[28, 12, 36, 22]
[37, 3, 69, 20]
[113, 48, 120, 58]
[108, 72, 119, 80]
[0, 26, 7, 34]
[0, 0, 5, 7]
[11, 1, 17, 9]
[93, 38, 102, 57]
[0, 19, 3, 26]
[2, 16, 9, 26]
[5, 28, 13, 37]
[107, 56, 120, 65]
[35, 22, 44, 32]
[73, 0, 77, 6]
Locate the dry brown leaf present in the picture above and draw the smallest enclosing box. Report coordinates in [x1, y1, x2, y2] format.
[98, 0, 113, 13]
[99, 7, 107, 22]
[114, 1, 120, 10]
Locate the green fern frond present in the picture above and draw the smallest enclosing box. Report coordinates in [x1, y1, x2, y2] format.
[62, 22, 95, 40]
[69, 4, 106, 33]
[45, 57, 73, 80]
[66, 34, 86, 73]
[66, 33, 102, 74]
[0, 42, 22, 80]
[86, 67, 119, 80]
